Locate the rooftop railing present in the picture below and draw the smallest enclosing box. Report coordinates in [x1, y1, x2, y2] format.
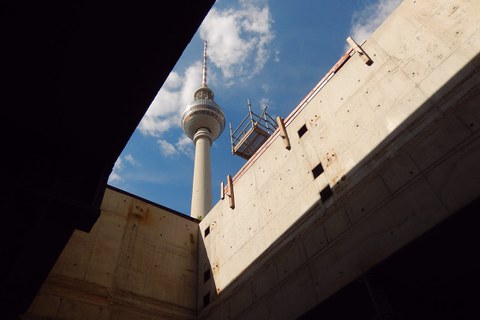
[229, 100, 278, 160]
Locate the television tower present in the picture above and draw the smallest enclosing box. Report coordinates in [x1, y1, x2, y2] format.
[181, 41, 225, 219]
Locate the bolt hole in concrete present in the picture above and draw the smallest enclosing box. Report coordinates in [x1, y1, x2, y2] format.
[204, 270, 211, 282]
[204, 226, 210, 237]
[320, 185, 333, 202]
[298, 124, 308, 138]
[312, 162, 324, 179]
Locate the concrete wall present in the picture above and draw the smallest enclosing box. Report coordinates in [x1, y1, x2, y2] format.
[25, 186, 199, 320]
[198, 0, 480, 319]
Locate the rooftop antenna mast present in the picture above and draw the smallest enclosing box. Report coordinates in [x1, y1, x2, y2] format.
[202, 41, 208, 87]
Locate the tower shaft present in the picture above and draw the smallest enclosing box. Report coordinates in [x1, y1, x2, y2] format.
[191, 128, 213, 219]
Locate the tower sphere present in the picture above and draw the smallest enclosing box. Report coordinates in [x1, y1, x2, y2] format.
[181, 85, 225, 141]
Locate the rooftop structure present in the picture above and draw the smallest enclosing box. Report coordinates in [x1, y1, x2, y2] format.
[229, 100, 278, 160]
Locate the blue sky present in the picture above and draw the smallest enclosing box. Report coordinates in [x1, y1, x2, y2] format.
[108, 0, 402, 215]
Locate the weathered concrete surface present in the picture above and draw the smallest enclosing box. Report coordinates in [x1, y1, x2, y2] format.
[25, 187, 198, 320]
[198, 0, 480, 319]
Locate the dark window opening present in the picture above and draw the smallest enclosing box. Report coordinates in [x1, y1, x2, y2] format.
[298, 124, 308, 138]
[203, 292, 211, 307]
[204, 269, 211, 282]
[204, 226, 210, 237]
[312, 162, 324, 179]
[320, 185, 333, 202]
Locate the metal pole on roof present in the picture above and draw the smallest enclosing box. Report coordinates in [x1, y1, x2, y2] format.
[248, 99, 254, 127]
[229, 122, 234, 154]
[263, 105, 270, 133]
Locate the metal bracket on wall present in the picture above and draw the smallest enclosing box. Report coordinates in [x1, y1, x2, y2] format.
[276, 116, 291, 150]
[346, 36, 373, 66]
[220, 181, 225, 200]
[227, 175, 235, 209]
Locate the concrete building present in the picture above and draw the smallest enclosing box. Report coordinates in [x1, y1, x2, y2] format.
[26, 186, 199, 319]
[8, 0, 480, 319]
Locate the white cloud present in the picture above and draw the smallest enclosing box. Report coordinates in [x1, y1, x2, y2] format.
[157, 136, 194, 158]
[108, 171, 121, 183]
[108, 157, 123, 183]
[138, 62, 202, 137]
[176, 135, 194, 158]
[349, 0, 402, 44]
[259, 97, 271, 111]
[125, 154, 139, 166]
[273, 49, 280, 63]
[200, 0, 274, 81]
[163, 71, 182, 90]
[158, 139, 178, 157]
[108, 154, 142, 184]
[113, 157, 123, 170]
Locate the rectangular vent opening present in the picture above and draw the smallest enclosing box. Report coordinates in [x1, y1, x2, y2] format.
[320, 185, 333, 202]
[204, 270, 211, 282]
[298, 124, 308, 138]
[203, 292, 211, 307]
[312, 162, 324, 179]
[204, 226, 210, 238]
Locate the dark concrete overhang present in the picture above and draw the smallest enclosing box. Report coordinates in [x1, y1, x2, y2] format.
[0, 1, 215, 317]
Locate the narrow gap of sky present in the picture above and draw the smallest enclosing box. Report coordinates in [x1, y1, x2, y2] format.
[108, 0, 402, 215]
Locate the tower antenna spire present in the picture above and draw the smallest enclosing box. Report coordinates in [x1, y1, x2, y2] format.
[202, 41, 208, 87]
